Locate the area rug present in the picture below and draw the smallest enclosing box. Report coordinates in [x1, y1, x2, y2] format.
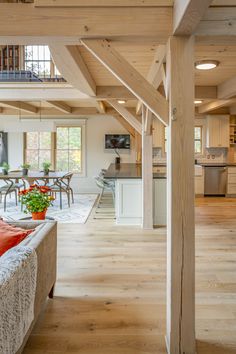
[0, 194, 98, 224]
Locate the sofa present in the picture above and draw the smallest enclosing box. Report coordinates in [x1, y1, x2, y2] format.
[0, 221, 57, 354]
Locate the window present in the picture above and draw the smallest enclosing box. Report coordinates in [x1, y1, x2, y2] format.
[24, 45, 60, 79]
[24, 126, 84, 173]
[194, 126, 202, 154]
[25, 132, 53, 170]
[56, 127, 82, 173]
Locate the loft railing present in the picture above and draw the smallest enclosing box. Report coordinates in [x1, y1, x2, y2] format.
[0, 45, 65, 83]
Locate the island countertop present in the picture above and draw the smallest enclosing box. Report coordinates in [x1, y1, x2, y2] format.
[104, 163, 166, 179]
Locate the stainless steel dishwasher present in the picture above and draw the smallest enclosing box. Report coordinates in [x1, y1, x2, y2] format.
[204, 165, 227, 196]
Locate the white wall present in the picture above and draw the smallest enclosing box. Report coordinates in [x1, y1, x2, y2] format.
[0, 115, 136, 193]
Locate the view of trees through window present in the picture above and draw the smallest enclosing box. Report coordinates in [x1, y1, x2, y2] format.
[25, 127, 82, 173]
[25, 132, 52, 170]
[24, 45, 60, 78]
[56, 127, 82, 173]
[194, 126, 202, 154]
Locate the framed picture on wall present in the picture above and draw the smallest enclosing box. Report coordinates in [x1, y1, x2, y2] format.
[0, 132, 8, 165]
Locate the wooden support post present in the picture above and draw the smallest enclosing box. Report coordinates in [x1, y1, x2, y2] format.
[135, 131, 142, 163]
[142, 107, 153, 229]
[166, 36, 195, 354]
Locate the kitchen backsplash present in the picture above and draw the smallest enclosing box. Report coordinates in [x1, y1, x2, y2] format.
[197, 148, 228, 163]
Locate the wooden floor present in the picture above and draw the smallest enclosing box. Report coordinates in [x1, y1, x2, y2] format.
[23, 198, 236, 354]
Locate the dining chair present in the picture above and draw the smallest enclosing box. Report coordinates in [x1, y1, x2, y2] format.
[49, 173, 74, 209]
[0, 180, 18, 212]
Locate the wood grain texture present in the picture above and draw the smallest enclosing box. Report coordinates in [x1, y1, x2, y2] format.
[22, 197, 236, 354]
[49, 45, 96, 96]
[173, 0, 212, 35]
[142, 107, 153, 230]
[82, 39, 169, 126]
[166, 35, 195, 354]
[34, 0, 174, 6]
[107, 100, 142, 135]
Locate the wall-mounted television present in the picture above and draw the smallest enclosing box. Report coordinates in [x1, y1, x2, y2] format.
[105, 134, 130, 149]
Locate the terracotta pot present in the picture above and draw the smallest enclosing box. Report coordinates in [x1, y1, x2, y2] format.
[31, 209, 47, 220]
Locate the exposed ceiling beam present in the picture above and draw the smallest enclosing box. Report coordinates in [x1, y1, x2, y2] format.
[107, 100, 142, 135]
[0, 107, 99, 117]
[136, 45, 166, 115]
[196, 8, 236, 36]
[107, 108, 136, 137]
[47, 101, 72, 114]
[82, 39, 169, 126]
[195, 86, 217, 100]
[218, 76, 236, 99]
[35, 0, 173, 6]
[0, 4, 172, 42]
[49, 45, 96, 96]
[0, 101, 38, 114]
[198, 98, 236, 114]
[173, 0, 212, 35]
[94, 101, 106, 114]
[96, 86, 135, 100]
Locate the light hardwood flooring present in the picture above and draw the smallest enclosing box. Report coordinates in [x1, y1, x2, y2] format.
[23, 198, 236, 354]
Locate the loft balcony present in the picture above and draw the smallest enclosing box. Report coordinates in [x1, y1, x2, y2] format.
[0, 45, 65, 83]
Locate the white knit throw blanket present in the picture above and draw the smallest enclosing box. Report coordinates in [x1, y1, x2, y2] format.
[0, 246, 37, 354]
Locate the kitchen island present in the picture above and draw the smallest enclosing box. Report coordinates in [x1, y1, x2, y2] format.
[104, 163, 166, 226]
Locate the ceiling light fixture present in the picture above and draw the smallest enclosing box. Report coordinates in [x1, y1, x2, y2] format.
[195, 60, 219, 70]
[117, 100, 126, 104]
[194, 100, 203, 105]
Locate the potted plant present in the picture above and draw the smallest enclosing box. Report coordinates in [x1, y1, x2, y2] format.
[21, 163, 31, 176]
[42, 162, 51, 176]
[2, 162, 10, 175]
[19, 185, 54, 220]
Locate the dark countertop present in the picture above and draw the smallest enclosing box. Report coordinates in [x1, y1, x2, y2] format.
[197, 162, 236, 167]
[104, 163, 166, 179]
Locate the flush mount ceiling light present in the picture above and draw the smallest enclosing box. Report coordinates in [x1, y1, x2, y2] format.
[195, 60, 220, 70]
[194, 100, 203, 105]
[117, 100, 126, 104]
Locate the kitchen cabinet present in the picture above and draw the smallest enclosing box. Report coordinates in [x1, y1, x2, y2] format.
[206, 115, 229, 148]
[195, 165, 204, 196]
[227, 167, 236, 196]
[152, 118, 165, 149]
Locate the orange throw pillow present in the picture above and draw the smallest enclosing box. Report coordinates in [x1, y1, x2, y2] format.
[0, 220, 34, 256]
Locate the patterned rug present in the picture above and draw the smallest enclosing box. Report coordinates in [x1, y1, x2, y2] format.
[0, 194, 98, 224]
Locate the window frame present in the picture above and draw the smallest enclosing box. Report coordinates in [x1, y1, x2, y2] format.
[23, 122, 86, 176]
[24, 131, 54, 170]
[24, 45, 61, 79]
[194, 125, 203, 155]
[55, 125, 86, 176]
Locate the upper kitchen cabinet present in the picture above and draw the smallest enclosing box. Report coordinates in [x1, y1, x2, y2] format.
[152, 117, 165, 149]
[206, 115, 229, 148]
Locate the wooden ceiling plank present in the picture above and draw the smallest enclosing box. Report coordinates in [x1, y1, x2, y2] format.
[195, 86, 217, 100]
[173, 0, 213, 35]
[47, 101, 72, 114]
[136, 45, 166, 115]
[196, 8, 236, 35]
[35, 0, 174, 7]
[218, 76, 236, 99]
[82, 39, 169, 126]
[107, 99, 142, 135]
[49, 45, 96, 96]
[0, 101, 38, 114]
[198, 98, 236, 114]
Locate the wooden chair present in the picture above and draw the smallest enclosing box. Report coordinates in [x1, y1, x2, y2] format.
[49, 173, 74, 209]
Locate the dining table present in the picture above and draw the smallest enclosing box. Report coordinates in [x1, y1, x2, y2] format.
[0, 171, 67, 209]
